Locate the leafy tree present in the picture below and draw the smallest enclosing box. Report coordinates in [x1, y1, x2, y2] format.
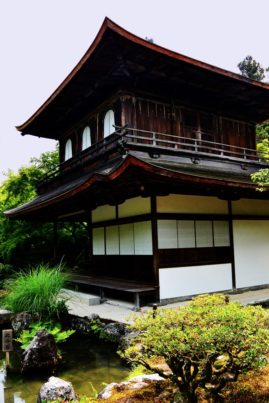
[237, 55, 266, 81]
[256, 121, 269, 141]
[237, 56, 269, 187]
[251, 168, 269, 190]
[251, 121, 269, 189]
[0, 147, 88, 267]
[255, 121, 269, 161]
[0, 148, 59, 264]
[122, 294, 269, 402]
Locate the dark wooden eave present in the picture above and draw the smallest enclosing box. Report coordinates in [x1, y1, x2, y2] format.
[16, 18, 269, 139]
[4, 154, 269, 221]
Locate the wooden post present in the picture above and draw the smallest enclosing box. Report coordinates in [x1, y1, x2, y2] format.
[151, 195, 160, 302]
[86, 212, 93, 260]
[228, 200, 236, 289]
[5, 352, 10, 368]
[2, 329, 13, 369]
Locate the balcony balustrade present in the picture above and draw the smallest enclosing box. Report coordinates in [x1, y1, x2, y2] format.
[37, 125, 266, 193]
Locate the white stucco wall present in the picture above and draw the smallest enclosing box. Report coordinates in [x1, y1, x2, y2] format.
[233, 220, 269, 288]
[92, 205, 116, 223]
[159, 264, 232, 299]
[157, 194, 228, 214]
[118, 197, 151, 218]
[232, 199, 269, 216]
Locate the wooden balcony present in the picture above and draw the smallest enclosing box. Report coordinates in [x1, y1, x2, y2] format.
[37, 125, 267, 194]
[122, 126, 260, 162]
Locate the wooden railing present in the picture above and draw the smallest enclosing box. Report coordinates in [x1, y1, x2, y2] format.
[38, 125, 266, 190]
[121, 126, 260, 162]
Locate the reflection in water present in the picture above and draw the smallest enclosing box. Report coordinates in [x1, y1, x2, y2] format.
[0, 336, 129, 403]
[0, 366, 5, 402]
[13, 393, 25, 403]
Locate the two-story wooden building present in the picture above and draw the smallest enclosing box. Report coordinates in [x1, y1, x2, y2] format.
[5, 18, 269, 307]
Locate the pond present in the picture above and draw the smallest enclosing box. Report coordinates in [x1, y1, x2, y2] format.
[0, 335, 129, 402]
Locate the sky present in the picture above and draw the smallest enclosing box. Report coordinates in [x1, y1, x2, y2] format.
[1, 0, 269, 183]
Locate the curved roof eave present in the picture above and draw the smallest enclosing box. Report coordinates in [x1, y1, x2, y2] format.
[4, 154, 260, 220]
[16, 17, 269, 134]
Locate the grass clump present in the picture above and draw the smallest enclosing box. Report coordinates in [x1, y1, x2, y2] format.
[2, 264, 69, 320]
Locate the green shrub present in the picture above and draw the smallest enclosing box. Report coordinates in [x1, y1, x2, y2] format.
[2, 264, 70, 319]
[121, 293, 269, 402]
[16, 321, 75, 350]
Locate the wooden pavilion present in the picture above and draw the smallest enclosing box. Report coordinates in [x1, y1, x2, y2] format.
[5, 18, 269, 307]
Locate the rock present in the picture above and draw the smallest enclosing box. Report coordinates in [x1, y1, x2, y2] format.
[98, 374, 165, 399]
[98, 382, 118, 399]
[11, 312, 39, 333]
[86, 313, 100, 321]
[37, 376, 76, 402]
[21, 330, 60, 373]
[129, 374, 164, 382]
[0, 309, 12, 325]
[70, 316, 95, 334]
[103, 322, 127, 342]
[118, 329, 141, 352]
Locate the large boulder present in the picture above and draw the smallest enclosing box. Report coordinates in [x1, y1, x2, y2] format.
[21, 330, 60, 373]
[37, 376, 76, 402]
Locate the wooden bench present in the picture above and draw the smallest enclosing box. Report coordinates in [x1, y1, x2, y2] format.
[70, 274, 158, 310]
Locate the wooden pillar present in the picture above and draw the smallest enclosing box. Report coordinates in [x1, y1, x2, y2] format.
[151, 195, 160, 301]
[53, 220, 58, 261]
[228, 200, 236, 289]
[86, 211, 93, 261]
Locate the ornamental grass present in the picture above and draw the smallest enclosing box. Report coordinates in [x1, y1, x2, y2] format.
[3, 264, 70, 319]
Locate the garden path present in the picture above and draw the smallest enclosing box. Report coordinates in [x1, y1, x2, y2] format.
[60, 287, 269, 324]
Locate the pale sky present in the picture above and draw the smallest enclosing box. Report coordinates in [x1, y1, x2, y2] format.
[1, 0, 269, 183]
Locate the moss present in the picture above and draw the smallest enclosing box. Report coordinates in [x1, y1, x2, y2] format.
[224, 363, 269, 402]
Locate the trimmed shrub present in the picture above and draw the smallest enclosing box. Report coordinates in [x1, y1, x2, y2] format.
[121, 294, 269, 402]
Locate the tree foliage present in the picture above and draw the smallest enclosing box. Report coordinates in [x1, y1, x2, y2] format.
[0, 147, 88, 266]
[237, 55, 266, 81]
[237, 55, 269, 188]
[251, 121, 269, 189]
[0, 148, 59, 264]
[122, 294, 269, 402]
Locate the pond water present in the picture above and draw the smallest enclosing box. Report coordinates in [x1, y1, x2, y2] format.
[0, 335, 129, 403]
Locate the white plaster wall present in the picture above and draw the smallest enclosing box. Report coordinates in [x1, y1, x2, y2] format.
[157, 194, 228, 214]
[233, 220, 269, 288]
[92, 205, 116, 223]
[232, 199, 269, 216]
[118, 197, 151, 218]
[159, 264, 232, 299]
